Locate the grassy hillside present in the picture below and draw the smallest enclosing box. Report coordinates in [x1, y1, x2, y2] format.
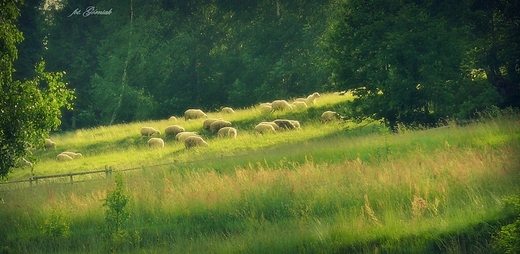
[1, 93, 519, 253]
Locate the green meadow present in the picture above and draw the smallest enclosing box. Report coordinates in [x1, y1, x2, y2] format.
[1, 93, 519, 253]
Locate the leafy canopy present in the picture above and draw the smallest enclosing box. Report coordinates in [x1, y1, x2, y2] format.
[0, 0, 74, 178]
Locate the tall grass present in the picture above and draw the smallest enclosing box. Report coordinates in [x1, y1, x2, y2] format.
[0, 97, 518, 253]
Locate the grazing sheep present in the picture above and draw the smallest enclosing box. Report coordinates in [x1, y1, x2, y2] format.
[165, 125, 185, 137]
[217, 127, 237, 138]
[45, 139, 56, 149]
[209, 119, 232, 134]
[292, 101, 308, 109]
[141, 127, 161, 137]
[148, 138, 165, 148]
[22, 158, 33, 167]
[221, 107, 235, 114]
[203, 118, 221, 131]
[169, 116, 177, 121]
[321, 111, 343, 123]
[306, 92, 321, 105]
[185, 136, 209, 149]
[259, 121, 281, 131]
[289, 120, 301, 129]
[271, 100, 293, 111]
[259, 104, 273, 113]
[273, 119, 297, 130]
[255, 123, 276, 134]
[56, 153, 73, 162]
[184, 109, 207, 120]
[176, 132, 199, 142]
[60, 152, 83, 159]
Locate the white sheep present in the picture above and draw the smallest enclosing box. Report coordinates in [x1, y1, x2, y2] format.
[255, 123, 276, 134]
[291, 101, 308, 109]
[203, 118, 221, 131]
[169, 116, 177, 121]
[273, 119, 297, 130]
[305, 92, 321, 105]
[22, 158, 33, 167]
[184, 109, 207, 120]
[148, 138, 165, 148]
[296, 92, 321, 105]
[56, 153, 73, 162]
[259, 104, 273, 113]
[60, 151, 83, 159]
[165, 125, 185, 137]
[140, 127, 161, 137]
[217, 127, 237, 138]
[271, 100, 293, 111]
[221, 107, 235, 114]
[176, 132, 199, 142]
[321, 111, 343, 123]
[45, 139, 56, 149]
[209, 119, 232, 134]
[289, 120, 301, 129]
[184, 136, 209, 149]
[259, 121, 281, 131]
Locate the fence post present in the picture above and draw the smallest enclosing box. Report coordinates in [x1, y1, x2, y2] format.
[69, 173, 73, 183]
[105, 165, 113, 178]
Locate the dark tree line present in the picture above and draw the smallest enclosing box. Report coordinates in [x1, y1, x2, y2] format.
[11, 0, 520, 131]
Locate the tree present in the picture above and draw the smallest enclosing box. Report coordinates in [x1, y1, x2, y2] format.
[469, 0, 520, 109]
[325, 0, 481, 130]
[0, 0, 74, 178]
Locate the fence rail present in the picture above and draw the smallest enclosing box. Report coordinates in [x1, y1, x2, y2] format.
[0, 165, 114, 189]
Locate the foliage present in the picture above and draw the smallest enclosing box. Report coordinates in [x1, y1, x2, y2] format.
[41, 210, 70, 239]
[102, 174, 132, 253]
[0, 0, 74, 178]
[324, 0, 474, 131]
[493, 193, 520, 254]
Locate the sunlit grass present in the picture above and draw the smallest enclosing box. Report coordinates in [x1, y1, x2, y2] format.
[0, 95, 518, 253]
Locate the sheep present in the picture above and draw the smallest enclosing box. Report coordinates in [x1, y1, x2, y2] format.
[140, 127, 161, 137]
[176, 132, 199, 142]
[271, 100, 293, 111]
[45, 139, 56, 149]
[321, 111, 343, 123]
[273, 119, 297, 130]
[165, 125, 185, 137]
[60, 151, 83, 159]
[185, 136, 208, 149]
[259, 121, 281, 131]
[203, 118, 221, 131]
[306, 92, 321, 105]
[56, 153, 73, 161]
[291, 101, 308, 109]
[22, 158, 33, 168]
[295, 92, 321, 105]
[148, 138, 165, 148]
[259, 104, 273, 113]
[217, 127, 237, 138]
[255, 123, 276, 134]
[209, 119, 232, 134]
[221, 107, 235, 114]
[289, 120, 301, 129]
[169, 116, 177, 121]
[184, 109, 207, 120]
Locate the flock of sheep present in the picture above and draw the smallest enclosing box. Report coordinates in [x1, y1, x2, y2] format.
[36, 92, 345, 165]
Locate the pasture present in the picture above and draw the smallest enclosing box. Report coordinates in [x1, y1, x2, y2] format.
[0, 93, 519, 253]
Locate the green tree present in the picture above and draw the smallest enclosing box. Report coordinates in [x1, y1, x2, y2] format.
[0, 0, 74, 178]
[469, 0, 520, 109]
[325, 0, 479, 130]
